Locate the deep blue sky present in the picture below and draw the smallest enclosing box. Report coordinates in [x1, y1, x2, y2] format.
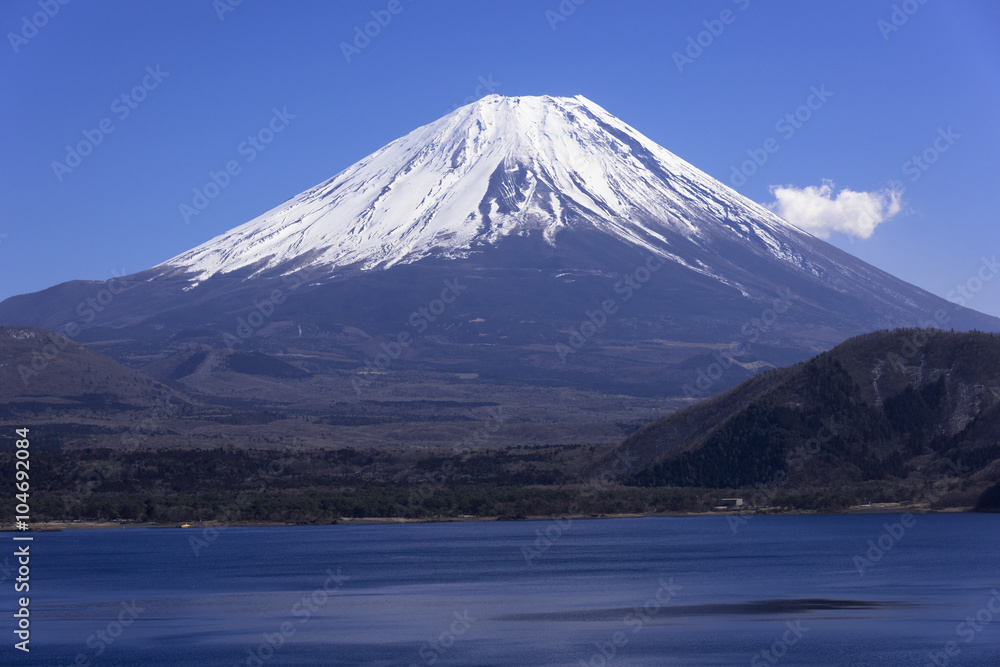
[2, 0, 999, 316]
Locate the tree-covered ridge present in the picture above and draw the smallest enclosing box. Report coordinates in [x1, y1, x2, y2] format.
[622, 330, 1000, 499]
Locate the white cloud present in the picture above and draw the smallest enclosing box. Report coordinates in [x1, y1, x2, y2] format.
[766, 179, 903, 239]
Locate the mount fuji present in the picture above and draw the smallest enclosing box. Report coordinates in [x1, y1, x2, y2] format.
[2, 94, 997, 446]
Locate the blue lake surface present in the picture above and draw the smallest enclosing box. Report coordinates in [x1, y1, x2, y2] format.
[5, 513, 1000, 665]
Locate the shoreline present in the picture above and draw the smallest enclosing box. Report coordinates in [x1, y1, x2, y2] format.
[3, 503, 979, 532]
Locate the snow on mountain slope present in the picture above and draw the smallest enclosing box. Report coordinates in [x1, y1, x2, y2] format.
[156, 95, 816, 287]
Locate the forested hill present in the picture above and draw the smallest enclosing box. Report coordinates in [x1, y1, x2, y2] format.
[615, 329, 1000, 507]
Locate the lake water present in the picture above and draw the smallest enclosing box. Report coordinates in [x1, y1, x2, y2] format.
[7, 514, 1000, 666]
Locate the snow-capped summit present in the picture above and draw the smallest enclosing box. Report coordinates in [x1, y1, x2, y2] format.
[157, 94, 805, 286]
